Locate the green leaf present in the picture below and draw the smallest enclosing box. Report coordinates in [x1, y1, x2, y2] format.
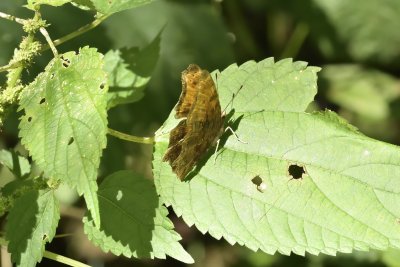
[5, 189, 60, 267]
[91, 0, 155, 15]
[320, 64, 400, 120]
[70, 0, 96, 10]
[382, 248, 400, 267]
[0, 149, 30, 178]
[309, 0, 400, 65]
[83, 171, 194, 264]
[1, 179, 34, 197]
[153, 59, 400, 256]
[27, 0, 71, 9]
[18, 46, 108, 227]
[103, 30, 160, 109]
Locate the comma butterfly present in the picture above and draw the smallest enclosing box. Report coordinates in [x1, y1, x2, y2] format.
[162, 64, 225, 180]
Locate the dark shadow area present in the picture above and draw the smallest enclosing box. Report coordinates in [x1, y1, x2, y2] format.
[4, 189, 39, 266]
[92, 171, 157, 258]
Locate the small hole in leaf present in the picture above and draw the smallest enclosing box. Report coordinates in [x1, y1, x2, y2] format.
[99, 83, 105, 90]
[62, 58, 71, 68]
[50, 73, 55, 79]
[288, 164, 305, 180]
[251, 175, 266, 192]
[251, 175, 263, 186]
[28, 116, 32, 122]
[68, 137, 74, 145]
[42, 234, 47, 240]
[39, 98, 46, 104]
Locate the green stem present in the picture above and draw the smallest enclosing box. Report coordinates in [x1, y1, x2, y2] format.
[43, 251, 91, 267]
[0, 61, 22, 73]
[0, 11, 25, 24]
[40, 14, 110, 52]
[108, 128, 154, 144]
[40, 27, 58, 57]
[5, 11, 41, 90]
[280, 22, 309, 59]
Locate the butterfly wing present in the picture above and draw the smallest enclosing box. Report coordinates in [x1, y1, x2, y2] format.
[163, 64, 224, 180]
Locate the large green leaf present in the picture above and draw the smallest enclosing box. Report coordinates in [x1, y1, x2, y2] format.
[103, 30, 160, 109]
[153, 59, 400, 256]
[83, 171, 194, 263]
[5, 189, 60, 267]
[18, 46, 108, 227]
[91, 0, 155, 15]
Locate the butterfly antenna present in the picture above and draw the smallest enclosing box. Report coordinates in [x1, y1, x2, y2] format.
[222, 85, 244, 115]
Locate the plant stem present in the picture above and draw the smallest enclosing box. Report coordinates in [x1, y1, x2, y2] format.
[0, 11, 25, 24]
[40, 14, 110, 52]
[43, 251, 91, 267]
[108, 128, 154, 144]
[1, 14, 109, 71]
[280, 22, 309, 59]
[40, 27, 58, 57]
[0, 61, 22, 73]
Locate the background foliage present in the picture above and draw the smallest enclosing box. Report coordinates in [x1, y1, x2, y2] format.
[1, 0, 400, 266]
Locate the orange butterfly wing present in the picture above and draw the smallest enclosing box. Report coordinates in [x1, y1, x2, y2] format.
[163, 64, 224, 180]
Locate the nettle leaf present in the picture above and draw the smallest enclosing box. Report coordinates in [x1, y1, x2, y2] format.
[0, 149, 30, 178]
[5, 189, 60, 267]
[27, 0, 71, 9]
[83, 171, 194, 264]
[153, 58, 400, 256]
[18, 46, 108, 227]
[320, 64, 400, 120]
[104, 31, 160, 109]
[91, 0, 155, 15]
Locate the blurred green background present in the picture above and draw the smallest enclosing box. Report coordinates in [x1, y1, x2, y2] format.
[1, 0, 400, 266]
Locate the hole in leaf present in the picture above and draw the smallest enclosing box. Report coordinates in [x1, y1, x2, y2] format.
[42, 234, 47, 240]
[251, 175, 263, 186]
[62, 58, 71, 68]
[39, 98, 46, 104]
[288, 164, 306, 180]
[27, 117, 32, 122]
[99, 83, 105, 90]
[251, 175, 266, 192]
[50, 73, 55, 79]
[67, 137, 74, 145]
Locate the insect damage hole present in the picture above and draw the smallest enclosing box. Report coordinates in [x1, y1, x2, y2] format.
[67, 137, 74, 145]
[99, 82, 105, 90]
[288, 164, 306, 180]
[62, 58, 71, 68]
[39, 98, 46, 104]
[251, 175, 267, 193]
[27, 116, 32, 122]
